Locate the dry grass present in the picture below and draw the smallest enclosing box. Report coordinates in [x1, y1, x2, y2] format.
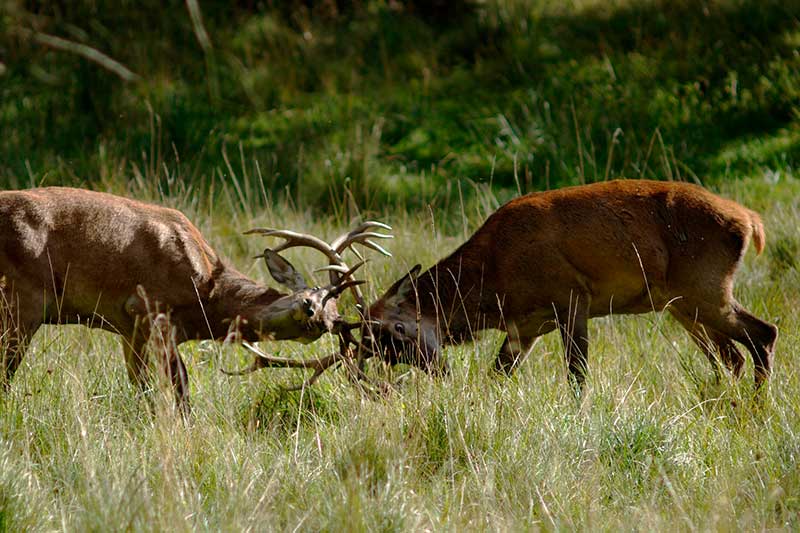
[1, 173, 799, 531]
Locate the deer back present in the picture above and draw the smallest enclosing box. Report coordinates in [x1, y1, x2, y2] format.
[0, 187, 223, 322]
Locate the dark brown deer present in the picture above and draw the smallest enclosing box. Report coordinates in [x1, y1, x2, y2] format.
[0, 187, 391, 409]
[363, 180, 778, 390]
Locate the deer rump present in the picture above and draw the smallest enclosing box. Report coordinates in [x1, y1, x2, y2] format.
[366, 180, 777, 390]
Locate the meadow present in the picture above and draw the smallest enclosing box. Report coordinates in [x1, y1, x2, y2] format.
[2, 0, 800, 530]
[1, 176, 798, 531]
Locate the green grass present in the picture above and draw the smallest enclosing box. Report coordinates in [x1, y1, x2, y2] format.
[2, 0, 800, 529]
[1, 176, 799, 531]
[2, 0, 800, 212]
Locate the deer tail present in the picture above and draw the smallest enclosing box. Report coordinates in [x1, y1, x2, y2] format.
[748, 209, 766, 256]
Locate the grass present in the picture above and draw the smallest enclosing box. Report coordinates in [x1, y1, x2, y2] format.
[1, 175, 799, 531]
[2, 0, 800, 529]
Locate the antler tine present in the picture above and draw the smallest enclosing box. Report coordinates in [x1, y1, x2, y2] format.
[353, 238, 392, 257]
[316, 260, 366, 282]
[357, 220, 392, 231]
[220, 359, 264, 376]
[245, 228, 342, 265]
[282, 333, 383, 394]
[331, 222, 394, 257]
[314, 264, 350, 274]
[222, 324, 386, 394]
[330, 220, 391, 244]
[326, 222, 393, 305]
[248, 221, 392, 306]
[281, 365, 333, 391]
[321, 279, 366, 307]
[221, 342, 343, 377]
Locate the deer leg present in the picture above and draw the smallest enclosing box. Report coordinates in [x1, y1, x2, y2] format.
[494, 333, 533, 375]
[1, 286, 42, 389]
[727, 305, 777, 388]
[122, 292, 153, 393]
[2, 325, 39, 389]
[126, 296, 190, 414]
[715, 336, 746, 378]
[556, 294, 591, 390]
[122, 331, 149, 393]
[166, 345, 190, 416]
[677, 300, 777, 389]
[493, 319, 557, 375]
[148, 314, 190, 415]
[670, 309, 746, 381]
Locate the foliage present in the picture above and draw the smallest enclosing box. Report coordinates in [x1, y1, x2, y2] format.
[2, 0, 799, 212]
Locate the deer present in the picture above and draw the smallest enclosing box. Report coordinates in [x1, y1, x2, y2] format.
[360, 179, 778, 392]
[0, 187, 392, 410]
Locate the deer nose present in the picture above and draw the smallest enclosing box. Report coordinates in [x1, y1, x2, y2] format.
[303, 298, 315, 317]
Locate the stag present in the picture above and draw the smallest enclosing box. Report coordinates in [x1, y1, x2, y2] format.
[0, 187, 391, 409]
[361, 180, 778, 391]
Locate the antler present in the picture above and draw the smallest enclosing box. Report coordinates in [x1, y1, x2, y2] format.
[221, 341, 344, 390]
[222, 333, 387, 395]
[330, 221, 393, 260]
[224, 221, 392, 390]
[245, 221, 392, 307]
[220, 322, 383, 390]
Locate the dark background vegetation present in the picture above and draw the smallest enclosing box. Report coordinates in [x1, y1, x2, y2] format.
[2, 5, 800, 530]
[2, 0, 799, 213]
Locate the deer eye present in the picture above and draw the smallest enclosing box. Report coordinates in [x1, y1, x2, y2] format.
[394, 323, 406, 335]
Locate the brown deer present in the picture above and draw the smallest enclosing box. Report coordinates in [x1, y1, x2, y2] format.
[363, 180, 778, 390]
[0, 187, 391, 409]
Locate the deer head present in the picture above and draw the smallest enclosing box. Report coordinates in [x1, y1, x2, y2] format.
[253, 249, 365, 343]
[362, 265, 446, 374]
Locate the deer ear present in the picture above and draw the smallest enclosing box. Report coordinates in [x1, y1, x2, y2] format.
[263, 249, 308, 291]
[385, 264, 422, 307]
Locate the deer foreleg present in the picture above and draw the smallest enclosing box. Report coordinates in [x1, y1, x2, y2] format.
[557, 293, 591, 390]
[1, 286, 41, 389]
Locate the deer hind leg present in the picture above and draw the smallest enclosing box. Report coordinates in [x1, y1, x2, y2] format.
[669, 235, 778, 388]
[670, 309, 746, 380]
[725, 304, 777, 388]
[706, 331, 746, 379]
[675, 299, 777, 389]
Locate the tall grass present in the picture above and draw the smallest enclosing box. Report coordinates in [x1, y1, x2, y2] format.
[1, 165, 798, 530]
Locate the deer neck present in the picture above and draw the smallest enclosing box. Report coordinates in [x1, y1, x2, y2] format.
[207, 267, 285, 340]
[414, 248, 496, 343]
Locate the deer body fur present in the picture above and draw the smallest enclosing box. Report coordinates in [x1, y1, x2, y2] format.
[368, 180, 778, 389]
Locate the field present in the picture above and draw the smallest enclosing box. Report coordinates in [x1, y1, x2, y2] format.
[2, 0, 800, 531]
